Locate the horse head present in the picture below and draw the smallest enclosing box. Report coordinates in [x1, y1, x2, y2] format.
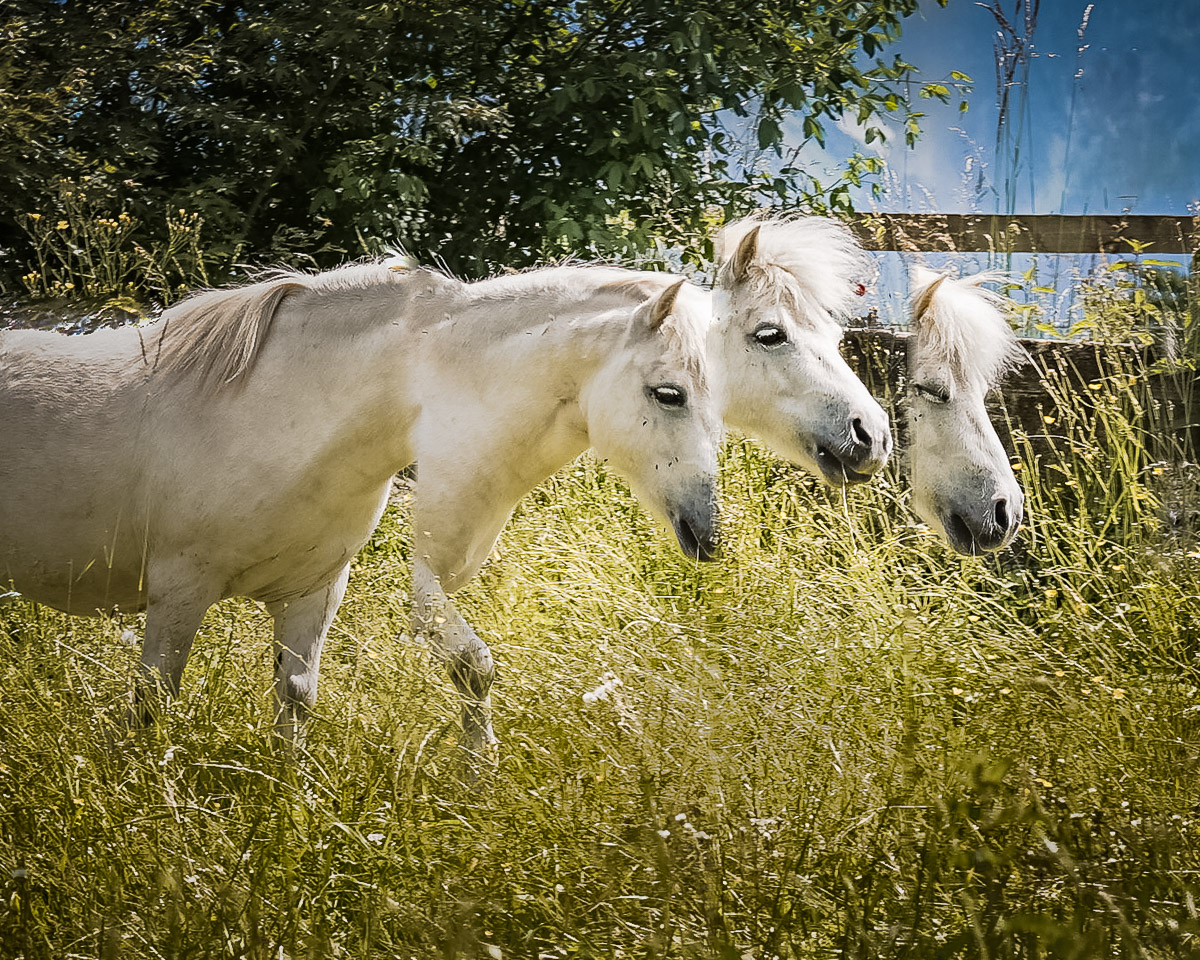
[582, 277, 721, 561]
[907, 266, 1025, 554]
[711, 216, 892, 484]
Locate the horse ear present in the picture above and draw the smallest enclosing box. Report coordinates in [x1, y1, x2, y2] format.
[646, 279, 687, 332]
[727, 225, 761, 285]
[911, 273, 948, 326]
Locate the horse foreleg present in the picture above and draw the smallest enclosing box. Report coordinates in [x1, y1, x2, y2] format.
[131, 591, 213, 726]
[412, 557, 498, 766]
[266, 564, 350, 748]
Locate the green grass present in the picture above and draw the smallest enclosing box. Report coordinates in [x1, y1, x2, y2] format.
[2, 390, 1200, 957]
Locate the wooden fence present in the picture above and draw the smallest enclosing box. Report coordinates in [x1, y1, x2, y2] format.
[837, 213, 1199, 459]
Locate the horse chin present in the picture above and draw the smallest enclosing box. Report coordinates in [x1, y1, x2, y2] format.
[812, 445, 874, 486]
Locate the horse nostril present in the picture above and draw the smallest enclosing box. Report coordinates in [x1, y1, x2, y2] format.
[851, 417, 871, 448]
[994, 498, 1009, 531]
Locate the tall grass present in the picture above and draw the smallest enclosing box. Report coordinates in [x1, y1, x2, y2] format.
[2, 352, 1198, 957]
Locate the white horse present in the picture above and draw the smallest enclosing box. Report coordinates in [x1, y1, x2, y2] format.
[712, 216, 893, 483]
[907, 266, 1025, 553]
[0, 262, 722, 756]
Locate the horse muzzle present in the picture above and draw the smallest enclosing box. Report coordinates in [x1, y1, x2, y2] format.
[941, 492, 1024, 555]
[810, 405, 892, 486]
[668, 482, 720, 562]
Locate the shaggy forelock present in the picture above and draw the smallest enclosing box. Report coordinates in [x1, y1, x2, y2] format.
[910, 266, 1024, 388]
[717, 214, 874, 327]
[656, 282, 711, 384]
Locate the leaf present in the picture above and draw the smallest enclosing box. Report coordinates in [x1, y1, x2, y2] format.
[801, 115, 824, 147]
[757, 116, 781, 150]
[0, 0, 947, 281]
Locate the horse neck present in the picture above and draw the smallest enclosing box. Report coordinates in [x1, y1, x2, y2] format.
[453, 273, 634, 387]
[428, 276, 639, 478]
[185, 285, 433, 485]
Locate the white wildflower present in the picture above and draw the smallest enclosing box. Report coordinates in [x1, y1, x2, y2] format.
[583, 672, 623, 704]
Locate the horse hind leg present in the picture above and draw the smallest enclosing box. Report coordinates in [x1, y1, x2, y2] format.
[266, 564, 350, 749]
[412, 558, 498, 770]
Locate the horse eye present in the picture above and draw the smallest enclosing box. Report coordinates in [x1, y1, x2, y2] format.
[650, 385, 687, 408]
[914, 383, 951, 404]
[752, 324, 788, 348]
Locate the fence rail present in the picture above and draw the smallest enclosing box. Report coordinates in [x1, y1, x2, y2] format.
[846, 213, 1200, 255]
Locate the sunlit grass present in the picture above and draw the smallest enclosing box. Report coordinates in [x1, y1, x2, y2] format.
[2, 372, 1199, 957]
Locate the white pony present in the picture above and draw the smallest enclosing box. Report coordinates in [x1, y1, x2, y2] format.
[712, 216, 893, 483]
[0, 263, 721, 757]
[907, 266, 1025, 553]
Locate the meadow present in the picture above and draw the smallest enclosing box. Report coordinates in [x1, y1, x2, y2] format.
[1, 352, 1198, 959]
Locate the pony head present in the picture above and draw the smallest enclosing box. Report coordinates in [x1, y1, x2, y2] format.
[712, 216, 892, 484]
[907, 266, 1025, 554]
[582, 276, 721, 561]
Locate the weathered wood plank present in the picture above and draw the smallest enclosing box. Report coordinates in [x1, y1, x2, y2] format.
[846, 213, 1200, 255]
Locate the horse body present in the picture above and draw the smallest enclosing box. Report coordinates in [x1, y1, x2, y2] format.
[1, 262, 720, 752]
[2, 290, 413, 613]
[2, 326, 160, 610]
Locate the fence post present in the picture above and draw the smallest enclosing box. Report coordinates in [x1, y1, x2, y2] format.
[1191, 250, 1199, 331]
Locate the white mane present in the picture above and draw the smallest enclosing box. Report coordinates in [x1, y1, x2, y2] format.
[150, 261, 427, 389]
[909, 265, 1024, 389]
[717, 214, 873, 325]
[469, 262, 678, 304]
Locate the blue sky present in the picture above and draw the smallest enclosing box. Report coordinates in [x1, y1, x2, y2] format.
[786, 1, 1200, 326]
[806, 0, 1200, 215]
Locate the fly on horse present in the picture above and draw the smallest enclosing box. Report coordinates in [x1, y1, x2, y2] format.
[0, 262, 722, 757]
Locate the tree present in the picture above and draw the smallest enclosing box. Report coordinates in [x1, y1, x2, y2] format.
[1, 0, 952, 289]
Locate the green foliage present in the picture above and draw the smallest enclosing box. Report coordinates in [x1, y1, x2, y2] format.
[1, 0, 946, 284]
[1, 349, 1198, 957]
[16, 177, 226, 306]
